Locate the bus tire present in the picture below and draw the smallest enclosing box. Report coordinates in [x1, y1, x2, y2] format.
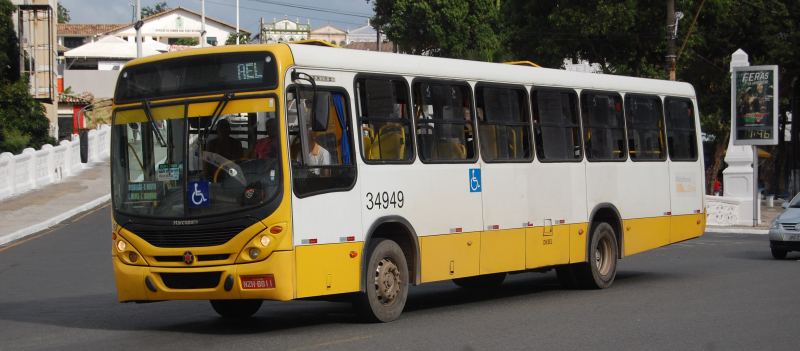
[452, 273, 506, 289]
[575, 222, 618, 289]
[354, 239, 409, 323]
[771, 248, 788, 259]
[210, 299, 263, 319]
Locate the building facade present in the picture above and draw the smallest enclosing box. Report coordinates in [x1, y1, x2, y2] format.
[11, 0, 59, 137]
[258, 17, 310, 43]
[104, 7, 240, 47]
[309, 25, 346, 46]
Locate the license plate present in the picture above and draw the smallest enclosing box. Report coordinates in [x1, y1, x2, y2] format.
[789, 234, 800, 241]
[241, 274, 275, 290]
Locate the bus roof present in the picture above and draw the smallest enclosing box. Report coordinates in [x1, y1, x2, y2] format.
[287, 43, 696, 98]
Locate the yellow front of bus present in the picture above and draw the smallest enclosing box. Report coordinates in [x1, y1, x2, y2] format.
[110, 45, 297, 306]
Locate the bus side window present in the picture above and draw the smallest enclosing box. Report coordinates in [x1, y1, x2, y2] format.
[356, 77, 413, 162]
[581, 91, 627, 161]
[476, 85, 532, 162]
[413, 81, 476, 162]
[532, 89, 583, 162]
[625, 94, 666, 161]
[288, 86, 357, 198]
[664, 97, 698, 161]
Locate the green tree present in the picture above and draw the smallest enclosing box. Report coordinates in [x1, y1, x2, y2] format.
[172, 38, 198, 46]
[0, 80, 54, 153]
[0, 0, 19, 82]
[0, 0, 54, 153]
[502, 0, 666, 76]
[57, 3, 70, 23]
[225, 31, 250, 45]
[141, 1, 170, 18]
[370, 0, 503, 61]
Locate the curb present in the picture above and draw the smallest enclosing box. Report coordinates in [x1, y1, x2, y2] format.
[706, 227, 769, 235]
[0, 194, 111, 247]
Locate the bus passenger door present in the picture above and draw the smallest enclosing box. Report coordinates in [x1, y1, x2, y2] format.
[288, 86, 364, 298]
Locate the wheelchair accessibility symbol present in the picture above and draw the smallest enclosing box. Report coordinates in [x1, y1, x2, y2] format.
[469, 168, 481, 193]
[188, 181, 210, 207]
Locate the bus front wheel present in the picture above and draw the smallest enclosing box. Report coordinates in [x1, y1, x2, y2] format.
[573, 222, 618, 289]
[354, 238, 409, 323]
[210, 299, 263, 319]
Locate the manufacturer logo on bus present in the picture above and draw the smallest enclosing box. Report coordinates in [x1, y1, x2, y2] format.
[183, 251, 194, 264]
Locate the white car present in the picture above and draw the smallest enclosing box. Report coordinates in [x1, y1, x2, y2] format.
[769, 192, 800, 259]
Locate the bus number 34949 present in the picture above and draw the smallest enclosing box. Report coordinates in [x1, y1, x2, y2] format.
[366, 191, 404, 210]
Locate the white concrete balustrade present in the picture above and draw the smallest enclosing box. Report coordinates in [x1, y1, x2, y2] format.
[0, 125, 111, 202]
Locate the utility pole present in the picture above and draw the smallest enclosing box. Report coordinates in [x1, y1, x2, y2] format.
[666, 0, 676, 80]
[259, 17, 264, 44]
[201, 0, 206, 47]
[135, 0, 142, 58]
[236, 0, 240, 45]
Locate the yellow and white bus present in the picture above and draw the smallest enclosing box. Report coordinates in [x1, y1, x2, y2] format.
[110, 42, 705, 322]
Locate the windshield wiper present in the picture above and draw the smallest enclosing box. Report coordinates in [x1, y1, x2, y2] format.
[142, 99, 167, 147]
[203, 93, 235, 140]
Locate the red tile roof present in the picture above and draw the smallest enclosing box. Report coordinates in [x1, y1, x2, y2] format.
[58, 23, 122, 37]
[58, 94, 91, 105]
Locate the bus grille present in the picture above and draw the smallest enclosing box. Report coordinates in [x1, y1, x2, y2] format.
[134, 227, 246, 248]
[160, 272, 222, 289]
[154, 254, 231, 262]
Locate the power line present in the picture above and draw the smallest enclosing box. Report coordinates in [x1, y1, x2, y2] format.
[245, 0, 372, 18]
[205, 0, 367, 28]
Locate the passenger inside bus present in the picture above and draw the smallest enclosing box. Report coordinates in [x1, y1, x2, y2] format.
[250, 118, 279, 159]
[208, 119, 243, 161]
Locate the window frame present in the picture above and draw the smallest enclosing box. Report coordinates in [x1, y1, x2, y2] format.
[411, 78, 479, 164]
[664, 96, 699, 162]
[530, 86, 585, 163]
[286, 84, 358, 198]
[580, 89, 629, 163]
[475, 82, 534, 164]
[353, 73, 416, 165]
[624, 93, 668, 162]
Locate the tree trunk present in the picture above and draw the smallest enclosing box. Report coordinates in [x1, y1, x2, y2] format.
[705, 133, 729, 195]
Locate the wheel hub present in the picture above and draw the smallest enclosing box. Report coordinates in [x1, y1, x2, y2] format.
[374, 258, 401, 305]
[595, 237, 612, 276]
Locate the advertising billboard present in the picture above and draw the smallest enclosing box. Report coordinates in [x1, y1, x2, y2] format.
[732, 65, 779, 145]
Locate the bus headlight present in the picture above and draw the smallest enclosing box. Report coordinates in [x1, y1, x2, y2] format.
[116, 240, 127, 252]
[260, 235, 271, 247]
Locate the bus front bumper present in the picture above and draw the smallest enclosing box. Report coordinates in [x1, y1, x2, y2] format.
[113, 250, 295, 302]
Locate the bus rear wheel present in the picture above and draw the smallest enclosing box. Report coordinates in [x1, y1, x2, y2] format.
[354, 239, 409, 323]
[573, 222, 618, 289]
[210, 299, 263, 319]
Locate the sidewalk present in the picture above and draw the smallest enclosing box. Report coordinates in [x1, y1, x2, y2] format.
[0, 161, 110, 246]
[705, 204, 782, 235]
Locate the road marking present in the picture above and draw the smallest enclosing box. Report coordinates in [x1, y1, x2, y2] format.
[289, 335, 372, 351]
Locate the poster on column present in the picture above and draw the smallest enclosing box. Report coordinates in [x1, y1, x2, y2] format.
[732, 65, 779, 145]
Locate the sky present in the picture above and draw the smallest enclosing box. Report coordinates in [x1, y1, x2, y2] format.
[59, 0, 374, 33]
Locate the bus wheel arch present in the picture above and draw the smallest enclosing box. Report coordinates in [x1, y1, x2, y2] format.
[556, 204, 622, 290]
[361, 216, 420, 291]
[588, 204, 624, 260]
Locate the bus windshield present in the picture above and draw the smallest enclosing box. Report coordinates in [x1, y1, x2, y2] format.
[111, 97, 282, 219]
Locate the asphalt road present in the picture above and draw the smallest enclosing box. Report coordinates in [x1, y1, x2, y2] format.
[1, 205, 798, 351]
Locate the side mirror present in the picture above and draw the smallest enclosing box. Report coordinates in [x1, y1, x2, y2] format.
[782, 202, 789, 209]
[312, 91, 330, 132]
